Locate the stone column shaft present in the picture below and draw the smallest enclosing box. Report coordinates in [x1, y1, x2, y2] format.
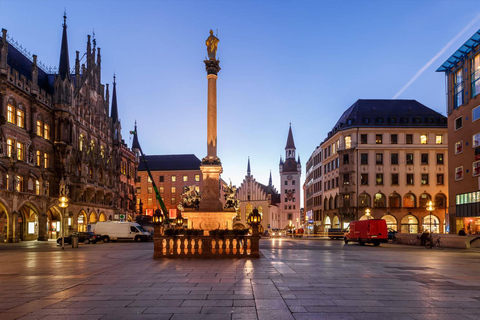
[207, 74, 218, 159]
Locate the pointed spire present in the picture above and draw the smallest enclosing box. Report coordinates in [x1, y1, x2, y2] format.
[131, 121, 140, 150]
[298, 154, 301, 164]
[269, 171, 272, 186]
[247, 157, 251, 177]
[285, 123, 296, 149]
[111, 74, 119, 123]
[58, 11, 70, 81]
[279, 156, 284, 165]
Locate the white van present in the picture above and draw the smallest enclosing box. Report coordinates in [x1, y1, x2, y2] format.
[94, 222, 152, 242]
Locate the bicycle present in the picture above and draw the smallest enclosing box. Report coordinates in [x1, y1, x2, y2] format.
[425, 237, 445, 250]
[408, 236, 420, 245]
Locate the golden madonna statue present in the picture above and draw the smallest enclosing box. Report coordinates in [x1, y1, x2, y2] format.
[206, 30, 219, 60]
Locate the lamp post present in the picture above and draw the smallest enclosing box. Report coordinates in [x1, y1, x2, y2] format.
[426, 200, 435, 233]
[152, 209, 164, 235]
[58, 195, 68, 250]
[247, 208, 262, 236]
[365, 208, 371, 220]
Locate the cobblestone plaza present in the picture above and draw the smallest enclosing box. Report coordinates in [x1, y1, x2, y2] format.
[1, 239, 480, 320]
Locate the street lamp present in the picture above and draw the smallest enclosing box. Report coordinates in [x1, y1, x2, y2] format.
[58, 195, 68, 250]
[426, 200, 435, 233]
[365, 208, 371, 220]
[247, 208, 262, 236]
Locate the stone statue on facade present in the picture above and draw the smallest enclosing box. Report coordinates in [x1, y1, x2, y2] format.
[28, 146, 34, 164]
[206, 30, 219, 60]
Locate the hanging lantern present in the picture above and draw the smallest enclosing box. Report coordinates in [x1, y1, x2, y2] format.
[247, 208, 262, 227]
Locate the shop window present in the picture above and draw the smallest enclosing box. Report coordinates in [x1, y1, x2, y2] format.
[401, 215, 418, 233]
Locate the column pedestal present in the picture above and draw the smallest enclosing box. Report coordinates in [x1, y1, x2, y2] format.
[199, 164, 223, 212]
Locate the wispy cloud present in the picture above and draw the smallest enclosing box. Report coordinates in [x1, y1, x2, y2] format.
[393, 13, 480, 99]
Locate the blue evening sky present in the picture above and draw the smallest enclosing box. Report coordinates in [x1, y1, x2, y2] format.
[1, 0, 479, 205]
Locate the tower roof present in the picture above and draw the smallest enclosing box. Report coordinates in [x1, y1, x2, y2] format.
[285, 124, 296, 149]
[247, 157, 251, 177]
[131, 121, 140, 150]
[111, 75, 119, 123]
[58, 13, 70, 81]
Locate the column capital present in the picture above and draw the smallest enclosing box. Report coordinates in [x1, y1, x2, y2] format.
[204, 59, 221, 75]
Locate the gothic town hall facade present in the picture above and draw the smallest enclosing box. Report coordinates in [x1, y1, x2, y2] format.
[0, 17, 137, 242]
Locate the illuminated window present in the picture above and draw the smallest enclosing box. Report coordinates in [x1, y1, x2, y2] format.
[344, 135, 351, 149]
[170, 197, 176, 205]
[36, 150, 41, 166]
[7, 139, 13, 157]
[147, 176, 152, 183]
[171, 176, 176, 182]
[375, 134, 383, 144]
[16, 175, 23, 192]
[100, 145, 105, 158]
[195, 175, 200, 182]
[37, 120, 43, 136]
[455, 166, 463, 181]
[90, 140, 95, 153]
[472, 54, 480, 97]
[35, 180, 40, 195]
[171, 186, 176, 193]
[7, 105, 15, 124]
[16, 142, 24, 161]
[147, 198, 152, 206]
[420, 134, 427, 144]
[16, 109, 24, 128]
[183, 175, 188, 182]
[44, 153, 48, 168]
[6, 174, 9, 190]
[195, 186, 200, 193]
[436, 134, 443, 144]
[43, 124, 50, 140]
[159, 186, 164, 193]
[148, 187, 153, 194]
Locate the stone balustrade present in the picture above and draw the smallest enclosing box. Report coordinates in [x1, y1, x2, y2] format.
[153, 234, 260, 258]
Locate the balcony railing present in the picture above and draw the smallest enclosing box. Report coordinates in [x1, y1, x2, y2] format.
[153, 234, 260, 258]
[338, 142, 357, 151]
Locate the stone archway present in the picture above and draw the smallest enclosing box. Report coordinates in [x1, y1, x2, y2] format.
[0, 203, 9, 243]
[99, 212, 106, 222]
[47, 206, 62, 240]
[77, 210, 87, 232]
[18, 203, 39, 241]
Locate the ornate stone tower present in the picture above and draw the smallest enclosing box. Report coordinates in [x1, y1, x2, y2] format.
[279, 124, 302, 229]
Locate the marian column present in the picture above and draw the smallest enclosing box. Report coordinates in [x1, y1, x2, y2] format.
[200, 30, 223, 212]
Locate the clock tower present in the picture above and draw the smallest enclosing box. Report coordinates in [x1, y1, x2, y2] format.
[279, 124, 302, 230]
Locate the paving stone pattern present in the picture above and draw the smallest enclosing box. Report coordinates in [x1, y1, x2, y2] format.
[1, 239, 480, 319]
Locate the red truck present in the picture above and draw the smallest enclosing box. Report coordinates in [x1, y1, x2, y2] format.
[344, 219, 388, 246]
